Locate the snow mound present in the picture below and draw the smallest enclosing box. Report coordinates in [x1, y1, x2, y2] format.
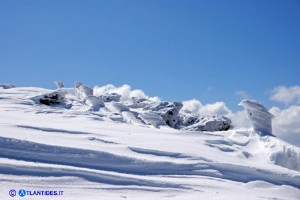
[266, 139, 300, 171]
[1, 85, 300, 199]
[85, 96, 105, 111]
[76, 85, 93, 100]
[244, 133, 300, 171]
[139, 112, 166, 128]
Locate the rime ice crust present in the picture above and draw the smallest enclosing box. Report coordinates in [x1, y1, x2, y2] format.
[239, 99, 274, 136]
[30, 81, 234, 132]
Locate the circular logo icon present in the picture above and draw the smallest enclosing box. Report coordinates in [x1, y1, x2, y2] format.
[18, 189, 26, 197]
[9, 189, 16, 197]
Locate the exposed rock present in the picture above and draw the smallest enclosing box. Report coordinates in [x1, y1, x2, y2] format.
[29, 81, 236, 132]
[36, 91, 66, 106]
[108, 102, 130, 113]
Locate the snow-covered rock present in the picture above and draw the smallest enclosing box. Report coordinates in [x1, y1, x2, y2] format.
[76, 85, 93, 100]
[239, 99, 274, 136]
[74, 81, 83, 88]
[0, 84, 16, 89]
[128, 97, 154, 108]
[177, 114, 232, 131]
[100, 93, 121, 102]
[85, 96, 105, 111]
[1, 85, 300, 200]
[144, 101, 183, 128]
[54, 81, 64, 89]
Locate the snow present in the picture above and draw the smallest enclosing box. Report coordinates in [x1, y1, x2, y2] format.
[85, 96, 105, 111]
[0, 86, 299, 199]
[239, 99, 274, 136]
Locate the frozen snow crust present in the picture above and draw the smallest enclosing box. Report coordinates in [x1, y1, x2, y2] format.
[0, 85, 299, 200]
[239, 99, 274, 136]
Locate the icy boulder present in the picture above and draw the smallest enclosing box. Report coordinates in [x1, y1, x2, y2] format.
[239, 99, 274, 136]
[76, 85, 93, 100]
[128, 97, 154, 108]
[144, 101, 183, 128]
[54, 81, 64, 89]
[0, 84, 16, 89]
[177, 114, 232, 132]
[85, 96, 104, 111]
[74, 81, 83, 88]
[100, 93, 121, 102]
[139, 112, 166, 128]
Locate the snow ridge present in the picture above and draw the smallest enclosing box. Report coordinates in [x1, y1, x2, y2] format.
[0, 84, 300, 200]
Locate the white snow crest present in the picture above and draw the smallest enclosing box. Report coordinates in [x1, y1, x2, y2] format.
[239, 99, 274, 136]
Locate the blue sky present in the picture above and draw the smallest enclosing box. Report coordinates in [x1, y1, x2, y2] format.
[0, 0, 299, 111]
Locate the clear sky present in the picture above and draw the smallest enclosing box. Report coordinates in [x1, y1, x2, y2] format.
[1, 0, 299, 111]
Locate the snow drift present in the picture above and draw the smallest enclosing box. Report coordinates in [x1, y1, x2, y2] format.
[0, 83, 300, 200]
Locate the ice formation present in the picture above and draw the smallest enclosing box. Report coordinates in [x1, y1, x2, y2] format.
[54, 81, 64, 89]
[30, 81, 234, 132]
[239, 99, 274, 136]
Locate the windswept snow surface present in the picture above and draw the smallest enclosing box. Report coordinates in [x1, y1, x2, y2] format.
[0, 87, 299, 200]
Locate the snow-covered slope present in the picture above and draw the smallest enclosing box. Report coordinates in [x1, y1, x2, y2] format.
[0, 87, 299, 200]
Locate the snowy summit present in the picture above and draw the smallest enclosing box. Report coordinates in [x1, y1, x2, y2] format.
[0, 82, 299, 200]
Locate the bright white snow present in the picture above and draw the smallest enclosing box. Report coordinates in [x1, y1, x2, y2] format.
[0, 86, 299, 200]
[239, 99, 274, 136]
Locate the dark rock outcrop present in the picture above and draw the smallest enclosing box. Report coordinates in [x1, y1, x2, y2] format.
[38, 92, 65, 106]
